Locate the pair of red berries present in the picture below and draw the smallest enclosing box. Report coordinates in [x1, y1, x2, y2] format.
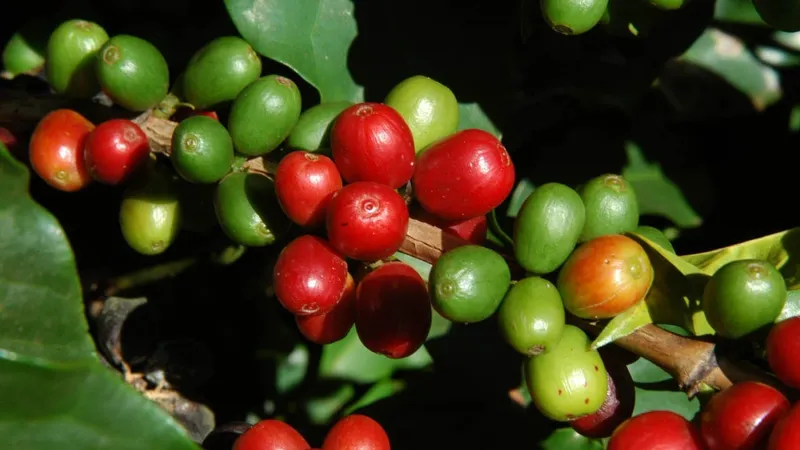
[273, 235, 431, 358]
[29, 109, 152, 192]
[606, 380, 800, 449]
[232, 414, 390, 450]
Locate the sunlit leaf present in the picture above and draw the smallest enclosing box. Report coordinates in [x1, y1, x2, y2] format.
[591, 300, 653, 350]
[305, 384, 355, 425]
[275, 344, 309, 395]
[343, 379, 406, 415]
[777, 289, 800, 322]
[714, 0, 767, 25]
[680, 28, 782, 111]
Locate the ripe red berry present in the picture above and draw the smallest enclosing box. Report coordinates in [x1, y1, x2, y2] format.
[414, 208, 488, 245]
[83, 118, 150, 185]
[233, 419, 309, 450]
[768, 401, 800, 450]
[326, 181, 409, 262]
[274, 235, 350, 316]
[29, 109, 94, 192]
[700, 381, 790, 450]
[330, 102, 415, 189]
[767, 317, 800, 389]
[607, 410, 704, 450]
[570, 350, 635, 438]
[322, 414, 390, 450]
[412, 128, 515, 221]
[275, 151, 343, 229]
[296, 273, 357, 345]
[355, 262, 432, 359]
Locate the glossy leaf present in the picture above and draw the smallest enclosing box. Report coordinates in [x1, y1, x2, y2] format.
[224, 0, 364, 102]
[591, 300, 653, 350]
[0, 357, 200, 450]
[714, 0, 767, 25]
[755, 46, 800, 68]
[773, 31, 800, 52]
[777, 289, 800, 322]
[275, 344, 309, 395]
[318, 327, 432, 384]
[629, 231, 714, 336]
[680, 228, 800, 289]
[305, 383, 356, 424]
[631, 386, 700, 421]
[0, 148, 201, 449]
[680, 28, 782, 111]
[457, 102, 502, 139]
[343, 378, 406, 415]
[627, 356, 672, 384]
[506, 178, 535, 218]
[0, 148, 95, 362]
[540, 428, 605, 450]
[621, 142, 702, 229]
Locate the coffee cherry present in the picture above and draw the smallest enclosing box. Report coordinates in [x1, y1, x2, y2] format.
[767, 317, 800, 389]
[497, 276, 565, 356]
[608, 410, 704, 449]
[275, 151, 343, 229]
[767, 401, 800, 450]
[384, 75, 459, 153]
[170, 115, 234, 184]
[45, 19, 108, 98]
[578, 174, 639, 242]
[273, 235, 350, 316]
[29, 109, 94, 192]
[702, 259, 787, 339]
[233, 419, 309, 450]
[557, 234, 654, 320]
[326, 182, 409, 262]
[287, 101, 352, 152]
[330, 102, 415, 189]
[95, 34, 169, 112]
[634, 225, 675, 253]
[214, 172, 290, 247]
[429, 245, 511, 323]
[322, 414, 390, 450]
[412, 129, 514, 221]
[570, 349, 636, 438]
[83, 119, 150, 185]
[119, 167, 181, 256]
[524, 325, 608, 421]
[700, 381, 790, 450]
[296, 274, 356, 345]
[355, 262, 432, 359]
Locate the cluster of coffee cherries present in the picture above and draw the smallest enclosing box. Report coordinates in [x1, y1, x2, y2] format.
[231, 414, 389, 450]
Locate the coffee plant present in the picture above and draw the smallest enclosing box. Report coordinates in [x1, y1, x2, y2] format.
[2, 0, 800, 448]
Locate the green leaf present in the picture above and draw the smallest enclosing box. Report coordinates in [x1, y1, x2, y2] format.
[540, 428, 605, 450]
[627, 356, 671, 384]
[224, 0, 363, 102]
[755, 46, 800, 67]
[343, 378, 406, 415]
[773, 31, 800, 52]
[777, 289, 800, 322]
[0, 352, 200, 449]
[680, 228, 800, 289]
[621, 142, 703, 229]
[714, 0, 768, 25]
[506, 178, 535, 218]
[0, 148, 200, 449]
[632, 386, 700, 421]
[680, 28, 782, 111]
[318, 328, 432, 384]
[789, 104, 800, 132]
[457, 103, 502, 139]
[627, 231, 714, 336]
[591, 300, 653, 350]
[305, 383, 356, 425]
[275, 343, 309, 395]
[0, 149, 95, 362]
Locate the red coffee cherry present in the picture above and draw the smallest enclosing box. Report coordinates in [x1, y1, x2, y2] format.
[322, 414, 390, 450]
[84, 118, 150, 185]
[296, 273, 357, 345]
[233, 419, 309, 450]
[273, 235, 349, 316]
[768, 401, 800, 450]
[700, 381, 790, 450]
[607, 410, 704, 450]
[275, 151, 343, 229]
[412, 128, 514, 221]
[326, 181, 409, 262]
[29, 109, 95, 192]
[355, 261, 432, 359]
[767, 317, 800, 389]
[330, 102, 415, 189]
